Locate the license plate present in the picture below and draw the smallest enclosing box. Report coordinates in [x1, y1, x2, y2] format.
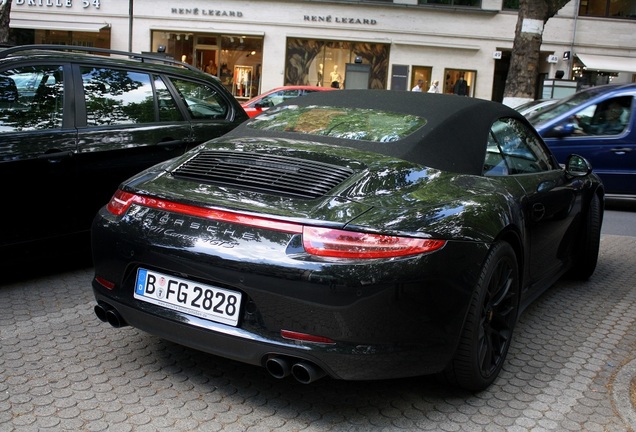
[134, 268, 242, 327]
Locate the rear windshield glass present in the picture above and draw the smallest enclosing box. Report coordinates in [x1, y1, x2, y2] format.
[247, 105, 426, 142]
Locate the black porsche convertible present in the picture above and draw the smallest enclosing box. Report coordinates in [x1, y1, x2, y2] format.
[91, 90, 604, 391]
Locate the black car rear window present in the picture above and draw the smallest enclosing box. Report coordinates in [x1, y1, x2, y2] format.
[247, 105, 426, 142]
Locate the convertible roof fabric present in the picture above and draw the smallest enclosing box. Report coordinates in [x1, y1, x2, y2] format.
[226, 90, 529, 176]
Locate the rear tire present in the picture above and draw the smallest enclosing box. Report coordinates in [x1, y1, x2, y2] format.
[444, 241, 519, 391]
[567, 193, 602, 280]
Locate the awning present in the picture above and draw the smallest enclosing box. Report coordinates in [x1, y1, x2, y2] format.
[10, 19, 110, 33]
[576, 53, 636, 73]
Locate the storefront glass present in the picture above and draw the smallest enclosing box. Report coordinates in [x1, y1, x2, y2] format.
[150, 31, 263, 99]
[444, 69, 477, 96]
[418, 0, 481, 6]
[579, 0, 636, 19]
[572, 60, 619, 88]
[9, 28, 111, 49]
[411, 66, 433, 92]
[285, 38, 390, 89]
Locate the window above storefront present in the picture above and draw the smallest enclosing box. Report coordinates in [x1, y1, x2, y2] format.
[579, 0, 636, 19]
[418, 0, 481, 6]
[502, 0, 519, 10]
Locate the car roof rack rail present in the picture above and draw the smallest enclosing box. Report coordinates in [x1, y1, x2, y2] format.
[0, 44, 199, 72]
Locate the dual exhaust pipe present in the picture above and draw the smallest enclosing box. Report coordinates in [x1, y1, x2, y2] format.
[265, 355, 326, 384]
[94, 303, 128, 328]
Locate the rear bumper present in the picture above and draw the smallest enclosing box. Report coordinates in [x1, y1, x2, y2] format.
[93, 285, 462, 381]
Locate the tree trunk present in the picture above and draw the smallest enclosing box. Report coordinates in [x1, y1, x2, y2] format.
[503, 0, 570, 107]
[0, 1, 11, 45]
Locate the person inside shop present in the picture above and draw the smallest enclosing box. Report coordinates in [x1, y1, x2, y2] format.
[330, 65, 342, 89]
[428, 79, 440, 93]
[205, 60, 217, 75]
[411, 79, 424, 92]
[453, 73, 468, 96]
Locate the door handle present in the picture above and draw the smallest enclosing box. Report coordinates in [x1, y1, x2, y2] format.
[610, 147, 632, 155]
[156, 139, 183, 147]
[156, 139, 185, 151]
[37, 150, 73, 163]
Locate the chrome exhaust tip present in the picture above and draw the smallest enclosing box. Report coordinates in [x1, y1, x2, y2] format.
[291, 361, 326, 384]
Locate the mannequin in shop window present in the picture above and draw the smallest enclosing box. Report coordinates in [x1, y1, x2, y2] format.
[330, 65, 342, 89]
[316, 63, 324, 86]
[453, 73, 468, 96]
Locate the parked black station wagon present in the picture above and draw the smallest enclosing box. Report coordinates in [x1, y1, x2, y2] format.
[0, 45, 248, 260]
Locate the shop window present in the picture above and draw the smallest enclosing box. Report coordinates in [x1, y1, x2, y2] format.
[579, 0, 636, 18]
[0, 65, 64, 132]
[411, 66, 433, 93]
[443, 69, 476, 96]
[285, 38, 390, 89]
[151, 31, 264, 97]
[12, 28, 112, 49]
[218, 36, 262, 98]
[418, 0, 481, 6]
[503, 0, 519, 9]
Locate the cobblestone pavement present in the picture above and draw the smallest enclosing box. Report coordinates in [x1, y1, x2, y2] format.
[1, 235, 635, 431]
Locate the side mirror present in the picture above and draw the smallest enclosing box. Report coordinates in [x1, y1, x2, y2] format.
[545, 122, 576, 138]
[565, 154, 592, 177]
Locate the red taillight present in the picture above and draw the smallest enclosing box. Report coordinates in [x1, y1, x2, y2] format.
[106, 190, 136, 216]
[105, 190, 445, 259]
[281, 330, 335, 344]
[104, 190, 302, 233]
[302, 226, 446, 259]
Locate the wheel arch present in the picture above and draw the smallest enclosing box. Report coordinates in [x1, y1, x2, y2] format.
[493, 226, 524, 293]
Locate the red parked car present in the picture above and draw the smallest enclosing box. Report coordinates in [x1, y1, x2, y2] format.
[241, 85, 335, 117]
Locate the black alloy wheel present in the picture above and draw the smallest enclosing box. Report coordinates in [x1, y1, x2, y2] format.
[445, 241, 519, 391]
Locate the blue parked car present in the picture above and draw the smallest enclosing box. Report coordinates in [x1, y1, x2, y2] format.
[529, 83, 636, 197]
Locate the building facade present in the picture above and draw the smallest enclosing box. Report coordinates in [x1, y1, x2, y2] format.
[8, 0, 636, 102]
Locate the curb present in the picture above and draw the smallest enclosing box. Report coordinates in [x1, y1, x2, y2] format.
[612, 357, 636, 428]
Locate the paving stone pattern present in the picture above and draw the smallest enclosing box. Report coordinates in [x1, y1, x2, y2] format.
[1, 235, 635, 431]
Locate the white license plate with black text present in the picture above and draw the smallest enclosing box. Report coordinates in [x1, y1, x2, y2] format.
[134, 268, 242, 326]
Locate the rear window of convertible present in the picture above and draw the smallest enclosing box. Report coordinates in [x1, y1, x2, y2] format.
[247, 105, 426, 142]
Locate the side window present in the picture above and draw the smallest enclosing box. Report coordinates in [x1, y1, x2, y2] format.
[486, 118, 554, 176]
[258, 90, 285, 107]
[483, 131, 508, 176]
[279, 89, 302, 104]
[154, 76, 184, 122]
[0, 65, 64, 132]
[81, 66, 156, 126]
[169, 77, 229, 120]
[587, 96, 631, 136]
[561, 96, 632, 136]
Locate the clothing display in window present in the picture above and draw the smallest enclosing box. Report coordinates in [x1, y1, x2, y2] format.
[233, 66, 253, 98]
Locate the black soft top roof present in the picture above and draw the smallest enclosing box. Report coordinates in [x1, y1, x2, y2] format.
[225, 89, 529, 175]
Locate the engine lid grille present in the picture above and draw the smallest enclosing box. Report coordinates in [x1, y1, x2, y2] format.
[171, 151, 354, 199]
